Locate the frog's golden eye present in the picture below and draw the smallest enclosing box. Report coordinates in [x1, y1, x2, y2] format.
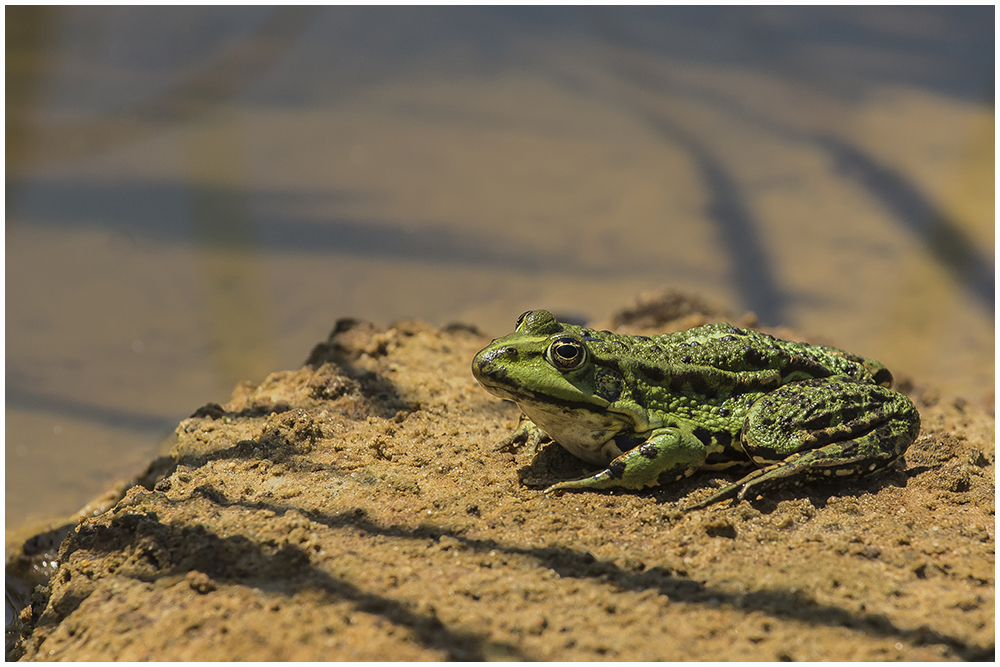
[547, 337, 587, 371]
[515, 311, 531, 331]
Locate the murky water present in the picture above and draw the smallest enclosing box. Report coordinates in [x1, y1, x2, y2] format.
[5, 6, 994, 530]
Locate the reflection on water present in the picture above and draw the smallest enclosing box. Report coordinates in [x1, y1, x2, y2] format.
[5, 7, 994, 531]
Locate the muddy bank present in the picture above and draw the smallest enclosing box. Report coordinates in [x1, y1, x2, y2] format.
[7, 293, 994, 660]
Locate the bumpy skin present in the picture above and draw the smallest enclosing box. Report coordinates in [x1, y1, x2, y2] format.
[472, 310, 921, 510]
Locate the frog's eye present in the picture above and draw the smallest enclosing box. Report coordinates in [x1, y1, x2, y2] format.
[547, 337, 587, 371]
[515, 311, 531, 331]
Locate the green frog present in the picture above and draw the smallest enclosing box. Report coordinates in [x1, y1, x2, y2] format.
[472, 310, 920, 510]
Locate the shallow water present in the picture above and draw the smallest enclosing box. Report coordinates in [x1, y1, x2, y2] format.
[5, 6, 994, 529]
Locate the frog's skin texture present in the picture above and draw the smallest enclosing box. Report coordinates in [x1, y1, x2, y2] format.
[472, 310, 921, 510]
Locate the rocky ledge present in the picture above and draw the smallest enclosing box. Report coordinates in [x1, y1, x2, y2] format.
[7, 293, 995, 660]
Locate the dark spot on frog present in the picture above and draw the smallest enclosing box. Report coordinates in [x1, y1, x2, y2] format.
[803, 412, 834, 430]
[718, 407, 730, 417]
[713, 430, 734, 447]
[784, 354, 836, 379]
[613, 434, 646, 452]
[608, 459, 627, 479]
[705, 447, 743, 466]
[639, 364, 665, 382]
[692, 426, 713, 446]
[639, 443, 658, 459]
[681, 355, 693, 364]
[743, 348, 768, 367]
[745, 444, 785, 462]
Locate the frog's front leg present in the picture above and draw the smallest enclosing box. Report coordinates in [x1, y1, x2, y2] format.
[495, 413, 550, 456]
[545, 427, 706, 492]
[685, 377, 920, 510]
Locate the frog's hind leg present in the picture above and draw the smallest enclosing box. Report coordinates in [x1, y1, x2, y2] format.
[684, 377, 920, 511]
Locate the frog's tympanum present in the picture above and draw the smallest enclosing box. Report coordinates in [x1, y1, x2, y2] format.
[472, 310, 920, 510]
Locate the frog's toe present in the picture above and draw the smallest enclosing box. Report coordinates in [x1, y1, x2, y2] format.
[495, 421, 550, 455]
[544, 469, 619, 493]
[493, 434, 522, 453]
[494, 433, 535, 455]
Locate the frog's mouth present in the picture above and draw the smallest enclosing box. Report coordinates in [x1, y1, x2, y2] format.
[472, 346, 611, 412]
[475, 366, 610, 413]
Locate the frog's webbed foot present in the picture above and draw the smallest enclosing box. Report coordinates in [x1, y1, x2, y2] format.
[495, 413, 550, 456]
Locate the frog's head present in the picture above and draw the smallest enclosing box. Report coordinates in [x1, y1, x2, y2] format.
[472, 309, 626, 415]
[473, 310, 659, 464]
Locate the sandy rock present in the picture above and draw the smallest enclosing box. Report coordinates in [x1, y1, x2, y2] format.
[8, 299, 995, 660]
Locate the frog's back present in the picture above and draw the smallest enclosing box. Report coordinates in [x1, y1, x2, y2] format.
[585, 322, 892, 390]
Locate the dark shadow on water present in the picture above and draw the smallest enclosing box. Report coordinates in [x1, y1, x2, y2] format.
[814, 134, 994, 311]
[601, 56, 995, 316]
[642, 115, 787, 324]
[5, 388, 180, 436]
[7, 179, 715, 282]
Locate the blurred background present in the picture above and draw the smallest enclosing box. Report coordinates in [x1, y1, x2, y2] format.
[5, 6, 994, 528]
